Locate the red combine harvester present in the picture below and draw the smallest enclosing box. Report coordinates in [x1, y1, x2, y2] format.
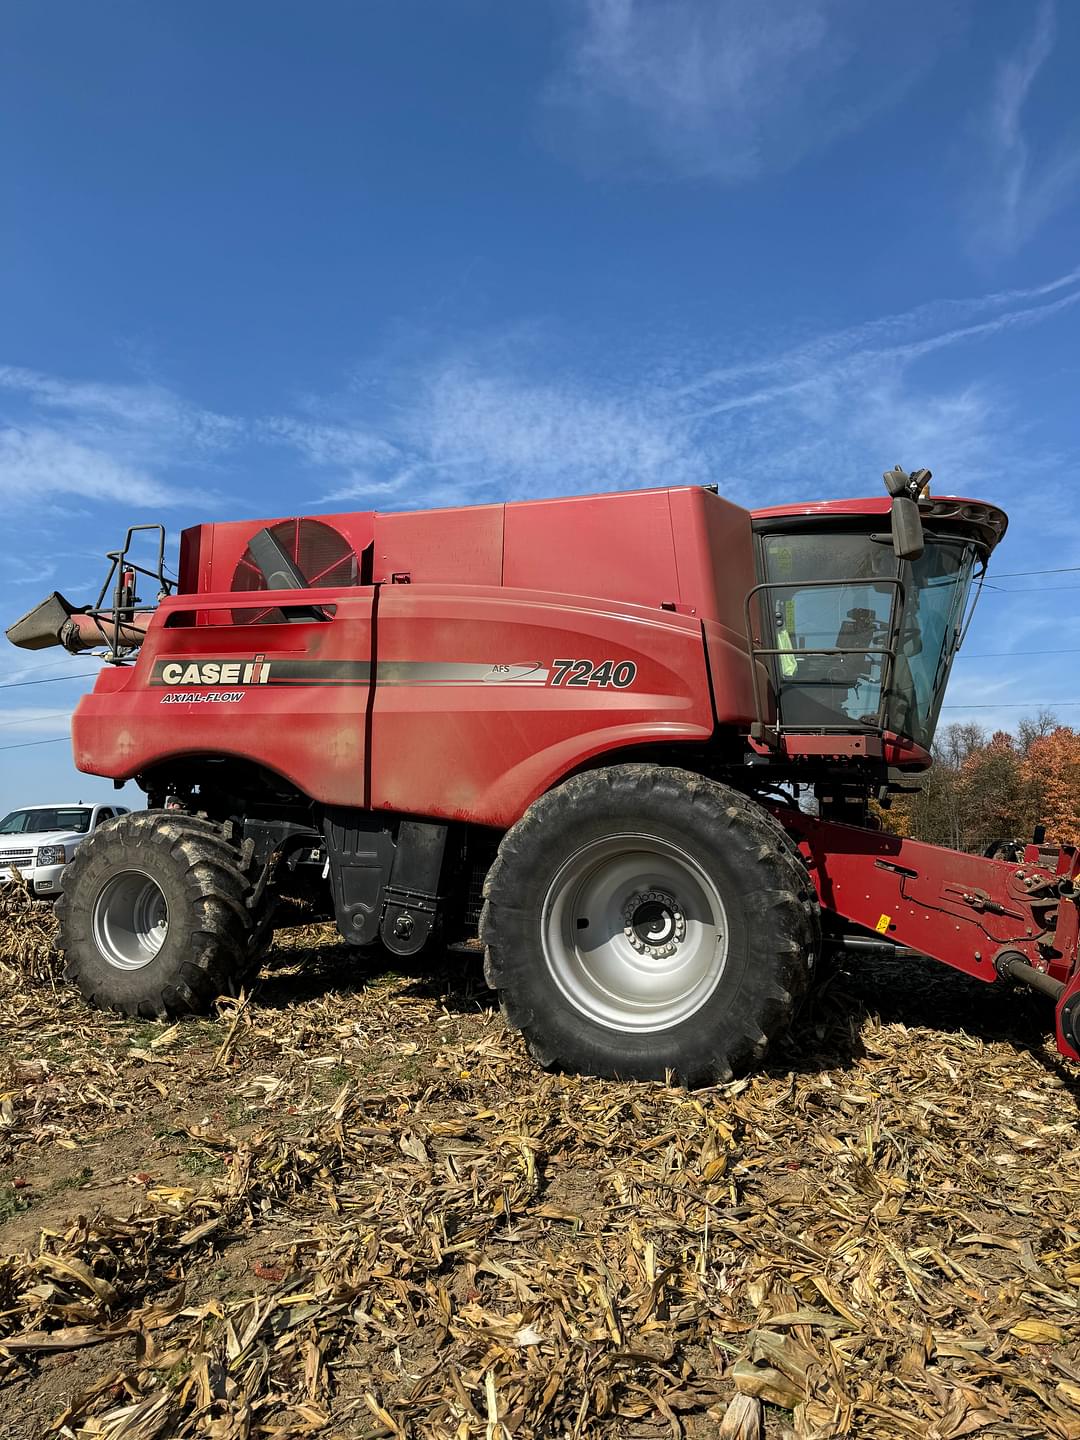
[8, 468, 1079, 1082]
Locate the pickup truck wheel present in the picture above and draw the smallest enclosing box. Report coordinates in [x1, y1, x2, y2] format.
[56, 812, 263, 1018]
[480, 765, 817, 1085]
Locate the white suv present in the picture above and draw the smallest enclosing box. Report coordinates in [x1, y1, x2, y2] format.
[0, 803, 130, 897]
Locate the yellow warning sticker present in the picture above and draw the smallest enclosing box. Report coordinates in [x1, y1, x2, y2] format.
[875, 914, 892, 934]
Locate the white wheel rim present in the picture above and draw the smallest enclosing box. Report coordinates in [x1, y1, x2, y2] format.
[92, 870, 169, 971]
[541, 833, 728, 1033]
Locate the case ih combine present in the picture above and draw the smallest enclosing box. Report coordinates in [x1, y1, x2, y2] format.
[8, 467, 1080, 1083]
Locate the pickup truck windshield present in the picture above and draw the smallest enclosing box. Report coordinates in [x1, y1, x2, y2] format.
[759, 530, 977, 750]
[0, 808, 93, 835]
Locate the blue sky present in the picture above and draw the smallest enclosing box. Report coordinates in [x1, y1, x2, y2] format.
[1, 0, 1078, 815]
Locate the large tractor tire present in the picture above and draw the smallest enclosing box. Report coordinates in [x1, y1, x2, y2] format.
[480, 765, 818, 1085]
[56, 811, 267, 1018]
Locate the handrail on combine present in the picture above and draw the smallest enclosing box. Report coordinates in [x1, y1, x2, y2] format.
[84, 525, 174, 663]
[743, 575, 906, 742]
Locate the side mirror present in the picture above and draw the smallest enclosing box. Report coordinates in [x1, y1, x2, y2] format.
[890, 495, 924, 560]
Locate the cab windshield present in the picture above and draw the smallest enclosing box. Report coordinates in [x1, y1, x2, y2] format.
[758, 530, 978, 750]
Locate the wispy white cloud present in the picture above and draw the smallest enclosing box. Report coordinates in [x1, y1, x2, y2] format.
[675, 268, 1080, 400]
[246, 263, 1079, 520]
[2, 555, 59, 589]
[0, 366, 240, 458]
[0, 427, 201, 510]
[319, 462, 478, 506]
[973, 1, 1080, 255]
[259, 416, 398, 471]
[3, 266, 1076, 552]
[545, 0, 965, 182]
[402, 362, 711, 500]
[256, 345, 716, 506]
[0, 366, 236, 519]
[655, 265, 1080, 507]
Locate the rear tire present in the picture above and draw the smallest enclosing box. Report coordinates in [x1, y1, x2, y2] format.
[56, 811, 266, 1018]
[480, 765, 818, 1085]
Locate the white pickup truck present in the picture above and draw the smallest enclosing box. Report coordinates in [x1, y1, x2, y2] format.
[0, 802, 130, 897]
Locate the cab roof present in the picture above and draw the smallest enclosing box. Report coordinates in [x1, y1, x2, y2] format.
[751, 494, 1008, 553]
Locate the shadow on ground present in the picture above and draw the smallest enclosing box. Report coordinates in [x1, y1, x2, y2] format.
[254, 925, 1072, 1092]
[785, 950, 1080, 1099]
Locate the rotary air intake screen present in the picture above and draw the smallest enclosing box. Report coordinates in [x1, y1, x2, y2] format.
[231, 518, 358, 624]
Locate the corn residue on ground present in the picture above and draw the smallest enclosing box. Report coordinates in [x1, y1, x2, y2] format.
[0, 885, 1078, 1439]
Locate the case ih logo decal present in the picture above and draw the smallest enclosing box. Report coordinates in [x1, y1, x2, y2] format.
[150, 656, 370, 688]
[154, 655, 273, 687]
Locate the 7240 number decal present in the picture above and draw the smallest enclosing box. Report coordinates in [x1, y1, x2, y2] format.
[549, 658, 637, 689]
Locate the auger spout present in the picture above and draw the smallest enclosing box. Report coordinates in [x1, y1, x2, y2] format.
[6, 592, 152, 654]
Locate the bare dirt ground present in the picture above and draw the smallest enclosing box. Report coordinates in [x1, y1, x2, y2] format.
[0, 896, 1078, 1439]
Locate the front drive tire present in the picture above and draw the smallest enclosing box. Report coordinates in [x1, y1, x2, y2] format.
[56, 812, 265, 1018]
[480, 765, 818, 1085]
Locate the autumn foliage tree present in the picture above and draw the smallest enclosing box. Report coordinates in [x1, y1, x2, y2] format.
[881, 714, 1079, 852]
[1020, 726, 1080, 846]
[957, 730, 1030, 854]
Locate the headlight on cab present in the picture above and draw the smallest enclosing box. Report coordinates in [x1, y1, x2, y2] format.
[36, 845, 66, 867]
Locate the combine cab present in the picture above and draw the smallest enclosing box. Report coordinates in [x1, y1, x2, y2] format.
[8, 468, 1079, 1082]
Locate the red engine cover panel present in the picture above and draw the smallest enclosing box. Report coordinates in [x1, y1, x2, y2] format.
[72, 590, 375, 807]
[73, 583, 716, 825]
[370, 586, 715, 826]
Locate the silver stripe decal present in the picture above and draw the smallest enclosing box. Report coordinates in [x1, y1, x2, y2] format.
[376, 662, 550, 687]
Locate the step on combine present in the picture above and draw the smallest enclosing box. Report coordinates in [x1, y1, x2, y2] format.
[8, 468, 1079, 1082]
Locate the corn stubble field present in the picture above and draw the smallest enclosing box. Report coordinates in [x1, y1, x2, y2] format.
[0, 882, 1078, 1440]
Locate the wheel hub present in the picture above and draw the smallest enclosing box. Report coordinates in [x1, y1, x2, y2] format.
[541, 834, 728, 1033]
[623, 889, 686, 958]
[92, 870, 169, 971]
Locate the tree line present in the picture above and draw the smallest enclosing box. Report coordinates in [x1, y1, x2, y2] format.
[880, 712, 1080, 851]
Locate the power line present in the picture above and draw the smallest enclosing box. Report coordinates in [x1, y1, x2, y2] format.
[0, 672, 98, 691]
[982, 584, 1080, 594]
[958, 649, 1080, 659]
[0, 656, 102, 682]
[941, 701, 1080, 710]
[0, 736, 69, 754]
[0, 658, 92, 684]
[0, 712, 70, 731]
[989, 565, 1080, 578]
